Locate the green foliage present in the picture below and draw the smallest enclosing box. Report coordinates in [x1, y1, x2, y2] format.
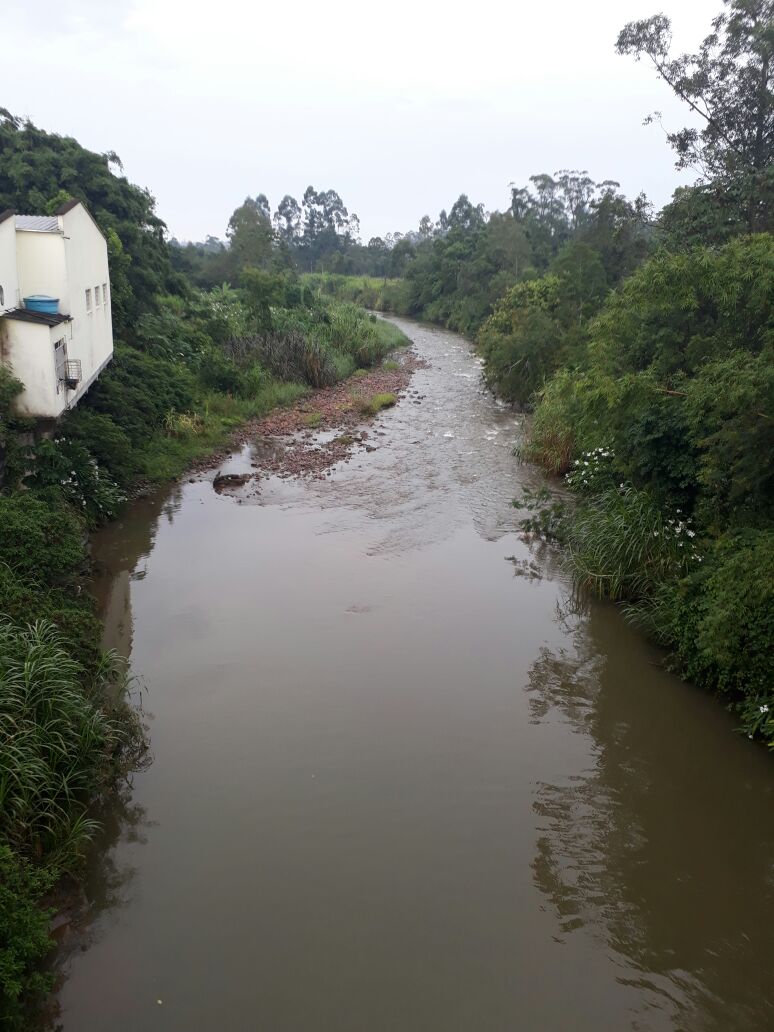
[589, 235, 773, 380]
[0, 495, 84, 587]
[683, 347, 774, 524]
[61, 409, 135, 487]
[85, 345, 196, 446]
[528, 236, 774, 519]
[0, 492, 101, 672]
[0, 621, 117, 856]
[478, 276, 569, 406]
[240, 268, 300, 332]
[0, 846, 57, 1030]
[657, 530, 773, 703]
[563, 484, 701, 600]
[30, 438, 125, 527]
[356, 392, 397, 416]
[0, 368, 26, 489]
[617, 1, 773, 232]
[301, 274, 413, 317]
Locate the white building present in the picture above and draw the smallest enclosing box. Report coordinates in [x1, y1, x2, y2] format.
[0, 199, 113, 419]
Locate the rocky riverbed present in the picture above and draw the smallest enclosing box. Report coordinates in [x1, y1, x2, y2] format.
[194, 348, 426, 488]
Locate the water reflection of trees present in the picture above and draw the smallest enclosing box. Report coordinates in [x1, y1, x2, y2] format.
[528, 596, 774, 1031]
[46, 490, 175, 1021]
[89, 485, 182, 658]
[47, 777, 152, 1026]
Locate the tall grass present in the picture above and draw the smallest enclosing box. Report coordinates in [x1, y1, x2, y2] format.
[564, 485, 695, 600]
[0, 620, 143, 863]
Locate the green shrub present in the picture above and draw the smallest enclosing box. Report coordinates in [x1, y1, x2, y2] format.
[197, 349, 244, 395]
[30, 438, 125, 527]
[0, 496, 84, 587]
[61, 409, 135, 487]
[85, 345, 196, 445]
[0, 846, 57, 1031]
[356, 392, 397, 416]
[658, 530, 774, 705]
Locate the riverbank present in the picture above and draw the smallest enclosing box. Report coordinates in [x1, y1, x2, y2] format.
[190, 346, 424, 484]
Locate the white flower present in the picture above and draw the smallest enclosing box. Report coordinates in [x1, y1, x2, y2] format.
[761, 705, 770, 714]
[687, 530, 695, 538]
[653, 530, 659, 536]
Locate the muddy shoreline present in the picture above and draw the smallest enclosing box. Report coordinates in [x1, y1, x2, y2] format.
[190, 347, 427, 486]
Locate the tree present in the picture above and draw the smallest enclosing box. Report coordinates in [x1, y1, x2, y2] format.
[299, 187, 359, 270]
[226, 196, 274, 270]
[273, 194, 302, 247]
[617, 0, 774, 229]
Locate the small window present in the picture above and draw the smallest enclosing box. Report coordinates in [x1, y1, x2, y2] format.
[54, 339, 67, 390]
[0, 285, 4, 306]
[85, 288, 92, 312]
[103, 283, 108, 304]
[95, 285, 101, 306]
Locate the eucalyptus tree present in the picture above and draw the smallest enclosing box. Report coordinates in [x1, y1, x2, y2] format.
[226, 195, 274, 270]
[617, 0, 774, 230]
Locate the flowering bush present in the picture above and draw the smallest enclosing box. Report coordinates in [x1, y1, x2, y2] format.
[31, 437, 126, 527]
[565, 446, 618, 493]
[739, 698, 774, 747]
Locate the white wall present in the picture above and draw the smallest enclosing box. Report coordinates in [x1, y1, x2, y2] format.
[0, 216, 19, 314]
[15, 228, 67, 305]
[59, 204, 113, 404]
[0, 319, 64, 417]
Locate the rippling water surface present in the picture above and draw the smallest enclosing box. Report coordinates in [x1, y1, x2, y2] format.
[56, 318, 774, 1031]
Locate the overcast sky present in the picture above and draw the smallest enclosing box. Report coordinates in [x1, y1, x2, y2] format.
[3, 0, 719, 242]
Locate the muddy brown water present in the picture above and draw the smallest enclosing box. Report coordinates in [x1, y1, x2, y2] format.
[55, 318, 774, 1031]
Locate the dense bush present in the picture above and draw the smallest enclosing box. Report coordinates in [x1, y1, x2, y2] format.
[0, 495, 84, 587]
[84, 345, 196, 446]
[0, 846, 57, 1031]
[0, 495, 101, 674]
[652, 530, 773, 703]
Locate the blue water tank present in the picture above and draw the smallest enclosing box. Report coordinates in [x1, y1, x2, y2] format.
[23, 295, 59, 314]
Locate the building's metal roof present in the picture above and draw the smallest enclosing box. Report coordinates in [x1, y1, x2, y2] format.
[1, 307, 71, 327]
[14, 214, 60, 233]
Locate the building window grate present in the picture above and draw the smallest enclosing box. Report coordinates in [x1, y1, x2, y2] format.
[64, 359, 82, 388]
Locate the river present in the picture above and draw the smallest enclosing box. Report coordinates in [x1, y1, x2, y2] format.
[55, 318, 774, 1031]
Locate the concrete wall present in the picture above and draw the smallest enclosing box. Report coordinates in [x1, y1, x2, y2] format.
[0, 319, 64, 417]
[15, 227, 68, 305]
[0, 216, 19, 313]
[59, 204, 113, 404]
